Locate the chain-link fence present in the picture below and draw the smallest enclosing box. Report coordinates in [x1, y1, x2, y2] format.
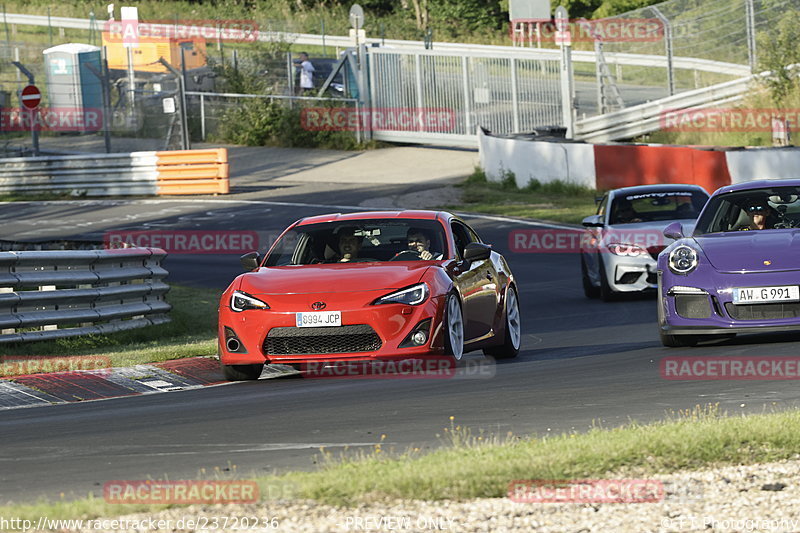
[0, 12, 347, 154]
[0, 1, 796, 153]
[596, 0, 798, 105]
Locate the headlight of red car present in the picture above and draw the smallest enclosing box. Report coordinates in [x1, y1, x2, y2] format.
[373, 283, 429, 305]
[230, 290, 270, 312]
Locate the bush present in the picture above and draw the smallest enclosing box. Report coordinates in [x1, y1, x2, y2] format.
[217, 99, 362, 150]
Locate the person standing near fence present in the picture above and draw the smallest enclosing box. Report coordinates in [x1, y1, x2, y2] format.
[294, 52, 315, 95]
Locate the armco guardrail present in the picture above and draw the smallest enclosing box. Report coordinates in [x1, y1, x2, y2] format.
[0, 148, 229, 196]
[0, 248, 170, 343]
[574, 75, 756, 142]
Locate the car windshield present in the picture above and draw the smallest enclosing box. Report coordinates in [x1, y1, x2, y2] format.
[265, 219, 447, 266]
[693, 186, 800, 235]
[609, 190, 708, 225]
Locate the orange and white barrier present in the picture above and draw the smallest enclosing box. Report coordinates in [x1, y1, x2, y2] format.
[479, 128, 800, 194]
[156, 148, 229, 195]
[0, 148, 230, 196]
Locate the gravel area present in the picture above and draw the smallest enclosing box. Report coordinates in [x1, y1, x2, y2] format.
[63, 458, 800, 532]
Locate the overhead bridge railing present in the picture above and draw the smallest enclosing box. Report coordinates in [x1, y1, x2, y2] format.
[1, 12, 750, 78]
[0, 248, 170, 344]
[0, 148, 229, 196]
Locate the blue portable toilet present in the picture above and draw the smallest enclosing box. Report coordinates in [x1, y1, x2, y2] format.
[43, 43, 103, 133]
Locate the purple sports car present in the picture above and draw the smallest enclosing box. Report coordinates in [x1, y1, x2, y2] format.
[658, 179, 800, 347]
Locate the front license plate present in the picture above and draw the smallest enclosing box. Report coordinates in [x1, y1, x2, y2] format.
[733, 285, 800, 304]
[296, 311, 342, 328]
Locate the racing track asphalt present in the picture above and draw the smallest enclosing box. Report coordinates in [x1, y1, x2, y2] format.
[2, 157, 800, 504]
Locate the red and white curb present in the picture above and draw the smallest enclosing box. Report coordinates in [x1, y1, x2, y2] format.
[0, 357, 295, 410]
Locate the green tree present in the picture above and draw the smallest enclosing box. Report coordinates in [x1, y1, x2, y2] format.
[757, 9, 800, 106]
[592, 0, 661, 18]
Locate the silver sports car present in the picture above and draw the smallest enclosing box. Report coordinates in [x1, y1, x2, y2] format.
[580, 184, 710, 301]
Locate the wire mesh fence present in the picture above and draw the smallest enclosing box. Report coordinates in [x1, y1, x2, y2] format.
[595, 0, 799, 104]
[0, 1, 796, 152]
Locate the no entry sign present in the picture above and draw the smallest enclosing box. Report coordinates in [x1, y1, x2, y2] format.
[20, 85, 41, 109]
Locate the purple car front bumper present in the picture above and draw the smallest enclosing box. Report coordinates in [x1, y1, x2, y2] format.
[659, 269, 800, 335]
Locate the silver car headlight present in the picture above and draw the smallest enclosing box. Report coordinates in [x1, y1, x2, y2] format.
[230, 290, 270, 312]
[374, 283, 429, 305]
[606, 243, 649, 257]
[668, 245, 698, 274]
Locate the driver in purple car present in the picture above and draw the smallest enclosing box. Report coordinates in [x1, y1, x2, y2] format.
[405, 228, 443, 260]
[737, 199, 777, 231]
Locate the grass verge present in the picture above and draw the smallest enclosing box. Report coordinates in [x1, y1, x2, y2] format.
[0, 284, 220, 373]
[2, 405, 800, 519]
[442, 167, 598, 225]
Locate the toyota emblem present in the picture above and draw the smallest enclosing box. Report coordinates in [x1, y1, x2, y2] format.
[311, 301, 326, 310]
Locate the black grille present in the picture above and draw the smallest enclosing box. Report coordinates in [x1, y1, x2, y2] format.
[648, 245, 666, 261]
[618, 272, 641, 285]
[676, 295, 711, 319]
[725, 302, 800, 320]
[263, 324, 382, 355]
[646, 272, 658, 285]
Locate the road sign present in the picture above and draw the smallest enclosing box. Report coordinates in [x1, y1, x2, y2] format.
[555, 30, 571, 46]
[349, 4, 364, 30]
[120, 6, 139, 49]
[20, 85, 41, 109]
[554, 5, 569, 31]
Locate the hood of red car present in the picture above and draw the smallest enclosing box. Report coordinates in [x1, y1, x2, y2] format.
[239, 263, 431, 295]
[695, 229, 800, 272]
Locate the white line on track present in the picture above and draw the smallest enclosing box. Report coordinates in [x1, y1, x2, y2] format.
[0, 198, 582, 230]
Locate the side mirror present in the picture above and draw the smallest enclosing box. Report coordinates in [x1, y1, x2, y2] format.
[582, 215, 604, 228]
[240, 251, 261, 271]
[663, 222, 684, 240]
[463, 242, 492, 263]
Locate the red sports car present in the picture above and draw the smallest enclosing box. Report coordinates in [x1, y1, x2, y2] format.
[217, 210, 521, 380]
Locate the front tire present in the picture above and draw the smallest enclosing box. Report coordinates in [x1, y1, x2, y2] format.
[444, 292, 464, 361]
[598, 256, 616, 302]
[484, 287, 520, 359]
[221, 362, 264, 381]
[581, 254, 600, 299]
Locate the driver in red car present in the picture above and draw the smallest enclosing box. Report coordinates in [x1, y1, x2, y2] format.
[405, 228, 442, 260]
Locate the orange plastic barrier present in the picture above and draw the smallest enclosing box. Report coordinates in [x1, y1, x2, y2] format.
[594, 145, 731, 193]
[155, 149, 229, 195]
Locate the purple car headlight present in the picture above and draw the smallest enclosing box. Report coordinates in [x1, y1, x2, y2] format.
[607, 243, 648, 257]
[668, 245, 698, 274]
